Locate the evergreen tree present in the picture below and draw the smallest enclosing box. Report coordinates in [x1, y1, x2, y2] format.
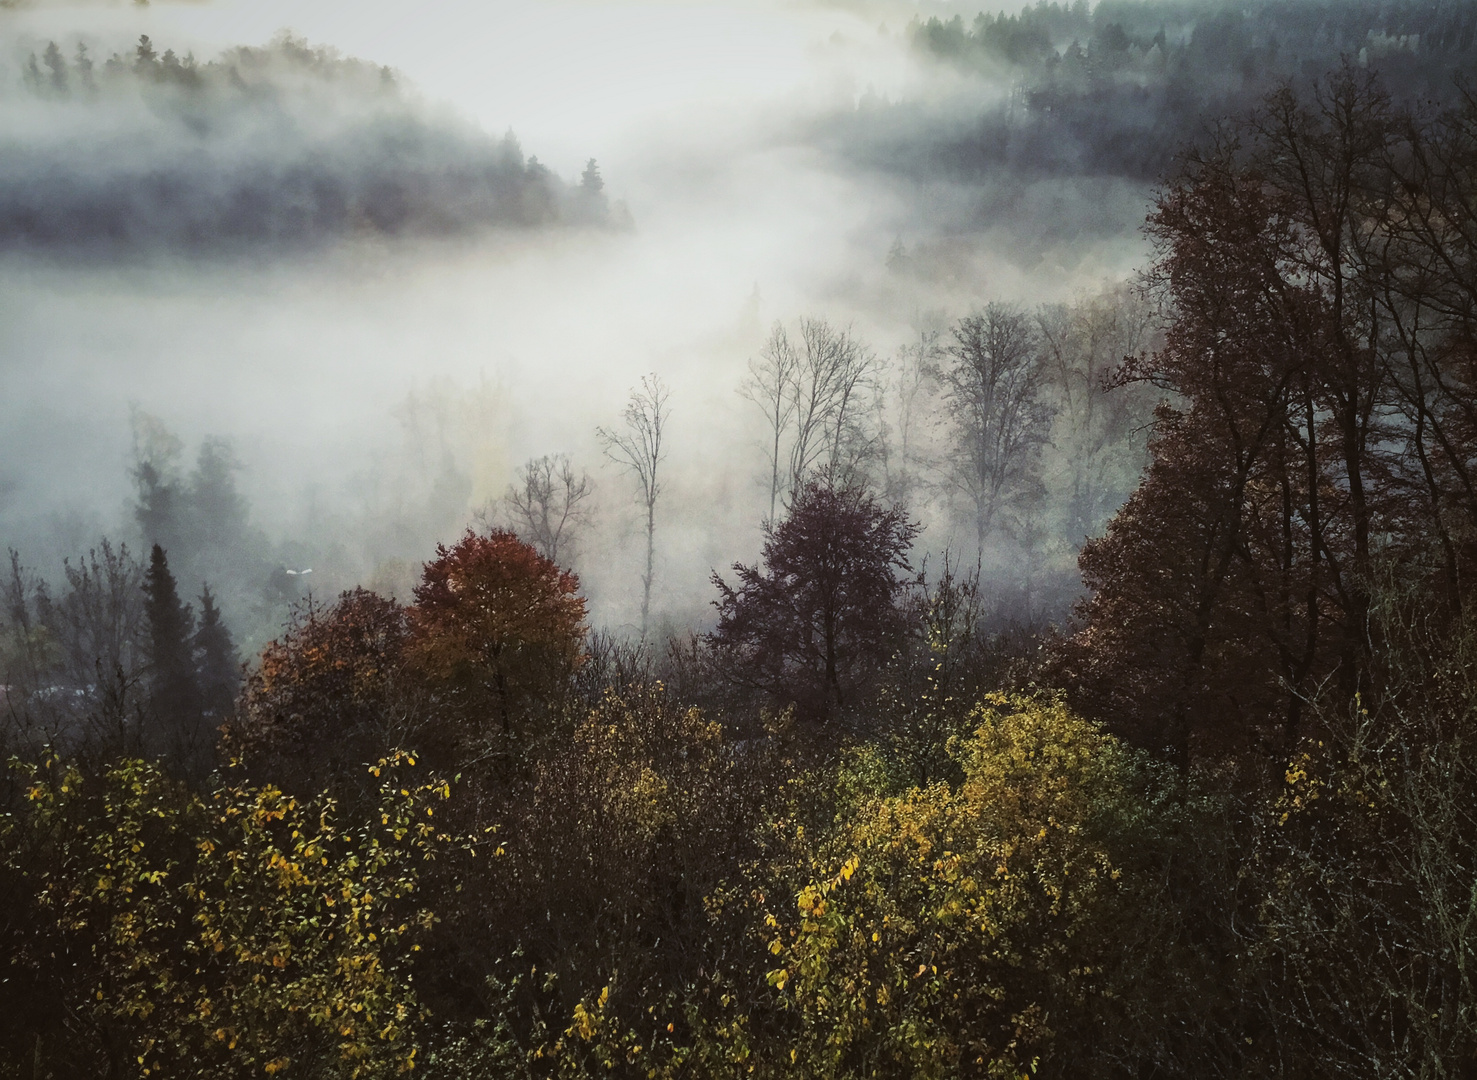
[41, 42, 68, 97]
[188, 437, 247, 552]
[193, 584, 238, 720]
[580, 158, 603, 195]
[142, 544, 202, 764]
[134, 460, 182, 552]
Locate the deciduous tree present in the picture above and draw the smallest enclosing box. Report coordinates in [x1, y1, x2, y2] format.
[599, 375, 669, 638]
[499, 453, 592, 566]
[407, 529, 586, 740]
[941, 304, 1054, 557]
[710, 478, 918, 723]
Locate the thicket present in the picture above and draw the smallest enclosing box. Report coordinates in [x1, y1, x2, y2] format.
[7, 66, 1477, 1079]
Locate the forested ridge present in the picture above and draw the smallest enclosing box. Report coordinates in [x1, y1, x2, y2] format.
[0, 33, 614, 253]
[8, 42, 1477, 1080]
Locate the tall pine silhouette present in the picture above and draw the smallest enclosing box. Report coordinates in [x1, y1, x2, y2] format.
[142, 544, 202, 767]
[194, 583, 238, 720]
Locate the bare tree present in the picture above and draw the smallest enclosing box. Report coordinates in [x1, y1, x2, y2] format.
[1037, 287, 1157, 542]
[741, 318, 881, 516]
[790, 318, 880, 493]
[598, 374, 670, 638]
[498, 454, 593, 566]
[879, 327, 942, 507]
[942, 304, 1054, 557]
[2, 541, 148, 758]
[742, 325, 800, 521]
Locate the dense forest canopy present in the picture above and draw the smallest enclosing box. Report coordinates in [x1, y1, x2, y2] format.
[892, 0, 1477, 182]
[6, 0, 1477, 1077]
[0, 32, 614, 252]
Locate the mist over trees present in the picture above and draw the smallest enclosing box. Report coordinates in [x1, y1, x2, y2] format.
[9, 3, 1477, 1077]
[894, 0, 1477, 184]
[0, 32, 619, 252]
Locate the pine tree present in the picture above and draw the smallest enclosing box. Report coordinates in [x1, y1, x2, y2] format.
[142, 544, 201, 763]
[193, 584, 238, 720]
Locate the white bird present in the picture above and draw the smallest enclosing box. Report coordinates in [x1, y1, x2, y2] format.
[285, 568, 313, 576]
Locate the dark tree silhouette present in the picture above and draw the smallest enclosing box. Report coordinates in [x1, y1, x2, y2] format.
[142, 544, 202, 766]
[1055, 68, 1477, 768]
[710, 477, 918, 723]
[193, 584, 238, 722]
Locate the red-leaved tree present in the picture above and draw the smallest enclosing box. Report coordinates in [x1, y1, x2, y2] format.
[710, 478, 918, 723]
[407, 529, 587, 739]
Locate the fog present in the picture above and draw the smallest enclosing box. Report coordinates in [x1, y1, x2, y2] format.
[5, 0, 1444, 649]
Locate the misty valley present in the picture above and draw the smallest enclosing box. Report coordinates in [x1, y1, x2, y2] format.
[4, 0, 1477, 1077]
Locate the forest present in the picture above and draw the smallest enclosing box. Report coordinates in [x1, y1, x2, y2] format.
[6, 2, 1477, 1078]
[0, 32, 614, 252]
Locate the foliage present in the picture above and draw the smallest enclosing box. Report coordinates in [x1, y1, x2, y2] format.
[1244, 573, 1477, 1076]
[0, 751, 460, 1079]
[230, 589, 418, 790]
[408, 529, 587, 740]
[759, 694, 1143, 1079]
[711, 478, 919, 724]
[1059, 67, 1477, 767]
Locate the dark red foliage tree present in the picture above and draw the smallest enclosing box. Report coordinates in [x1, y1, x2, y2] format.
[1060, 68, 1477, 769]
[407, 529, 587, 739]
[710, 478, 919, 723]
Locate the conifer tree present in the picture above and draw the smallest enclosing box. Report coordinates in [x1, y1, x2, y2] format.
[143, 544, 201, 763]
[193, 584, 238, 720]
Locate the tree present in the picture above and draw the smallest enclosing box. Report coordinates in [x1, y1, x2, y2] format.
[131, 408, 184, 554]
[407, 530, 587, 739]
[1, 752, 454, 1079]
[142, 544, 203, 768]
[598, 375, 669, 638]
[941, 304, 1054, 557]
[2, 542, 149, 758]
[710, 477, 918, 722]
[41, 42, 67, 97]
[1061, 70, 1407, 766]
[230, 588, 417, 790]
[1037, 287, 1156, 543]
[742, 327, 800, 521]
[193, 584, 238, 721]
[580, 159, 604, 196]
[742, 320, 881, 518]
[763, 695, 1146, 1079]
[499, 454, 592, 566]
[188, 436, 248, 552]
[133, 34, 157, 72]
[877, 327, 942, 509]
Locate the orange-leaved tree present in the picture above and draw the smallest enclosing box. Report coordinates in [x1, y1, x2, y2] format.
[228, 588, 421, 790]
[407, 529, 587, 739]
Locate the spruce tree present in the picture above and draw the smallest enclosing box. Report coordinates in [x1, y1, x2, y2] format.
[193, 584, 238, 719]
[142, 544, 201, 762]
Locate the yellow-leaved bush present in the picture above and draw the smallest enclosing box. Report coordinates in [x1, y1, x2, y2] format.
[3, 751, 463, 1079]
[762, 694, 1144, 1080]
